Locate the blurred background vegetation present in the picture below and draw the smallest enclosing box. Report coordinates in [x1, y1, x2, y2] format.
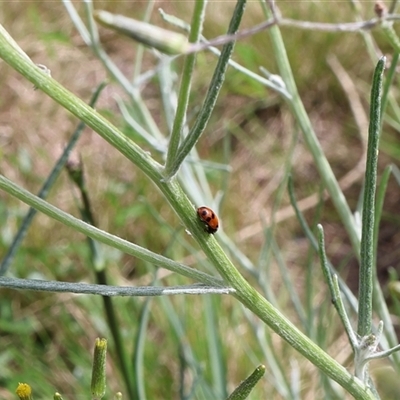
[0, 1, 399, 399]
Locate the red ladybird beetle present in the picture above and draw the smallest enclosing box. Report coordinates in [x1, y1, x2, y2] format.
[197, 206, 219, 234]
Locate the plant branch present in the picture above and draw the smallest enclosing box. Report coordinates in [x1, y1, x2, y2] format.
[317, 225, 359, 352]
[0, 277, 234, 296]
[261, 2, 361, 258]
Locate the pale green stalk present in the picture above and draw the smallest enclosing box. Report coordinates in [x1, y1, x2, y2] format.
[205, 295, 227, 399]
[164, 0, 206, 175]
[132, 0, 155, 80]
[260, 2, 361, 257]
[317, 226, 358, 352]
[133, 289, 152, 400]
[0, 276, 232, 297]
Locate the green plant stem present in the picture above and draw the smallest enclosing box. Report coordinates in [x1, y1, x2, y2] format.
[167, 0, 247, 179]
[164, 0, 206, 175]
[133, 290, 152, 400]
[205, 295, 227, 399]
[261, 2, 361, 258]
[317, 225, 358, 352]
[132, 0, 155, 80]
[0, 276, 233, 296]
[80, 0, 133, 94]
[0, 26, 376, 398]
[381, 21, 400, 52]
[64, 132, 136, 398]
[357, 57, 385, 337]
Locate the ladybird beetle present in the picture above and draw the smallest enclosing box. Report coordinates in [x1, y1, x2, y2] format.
[197, 206, 219, 234]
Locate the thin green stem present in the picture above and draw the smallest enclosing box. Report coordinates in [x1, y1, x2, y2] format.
[357, 57, 385, 337]
[261, 1, 361, 258]
[91, 338, 107, 400]
[132, 0, 155, 80]
[164, 0, 206, 176]
[80, 0, 133, 94]
[0, 276, 232, 296]
[62, 0, 91, 45]
[166, 0, 247, 179]
[205, 296, 227, 399]
[133, 290, 152, 400]
[317, 226, 358, 352]
[366, 343, 400, 361]
[160, 9, 290, 97]
[381, 21, 400, 52]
